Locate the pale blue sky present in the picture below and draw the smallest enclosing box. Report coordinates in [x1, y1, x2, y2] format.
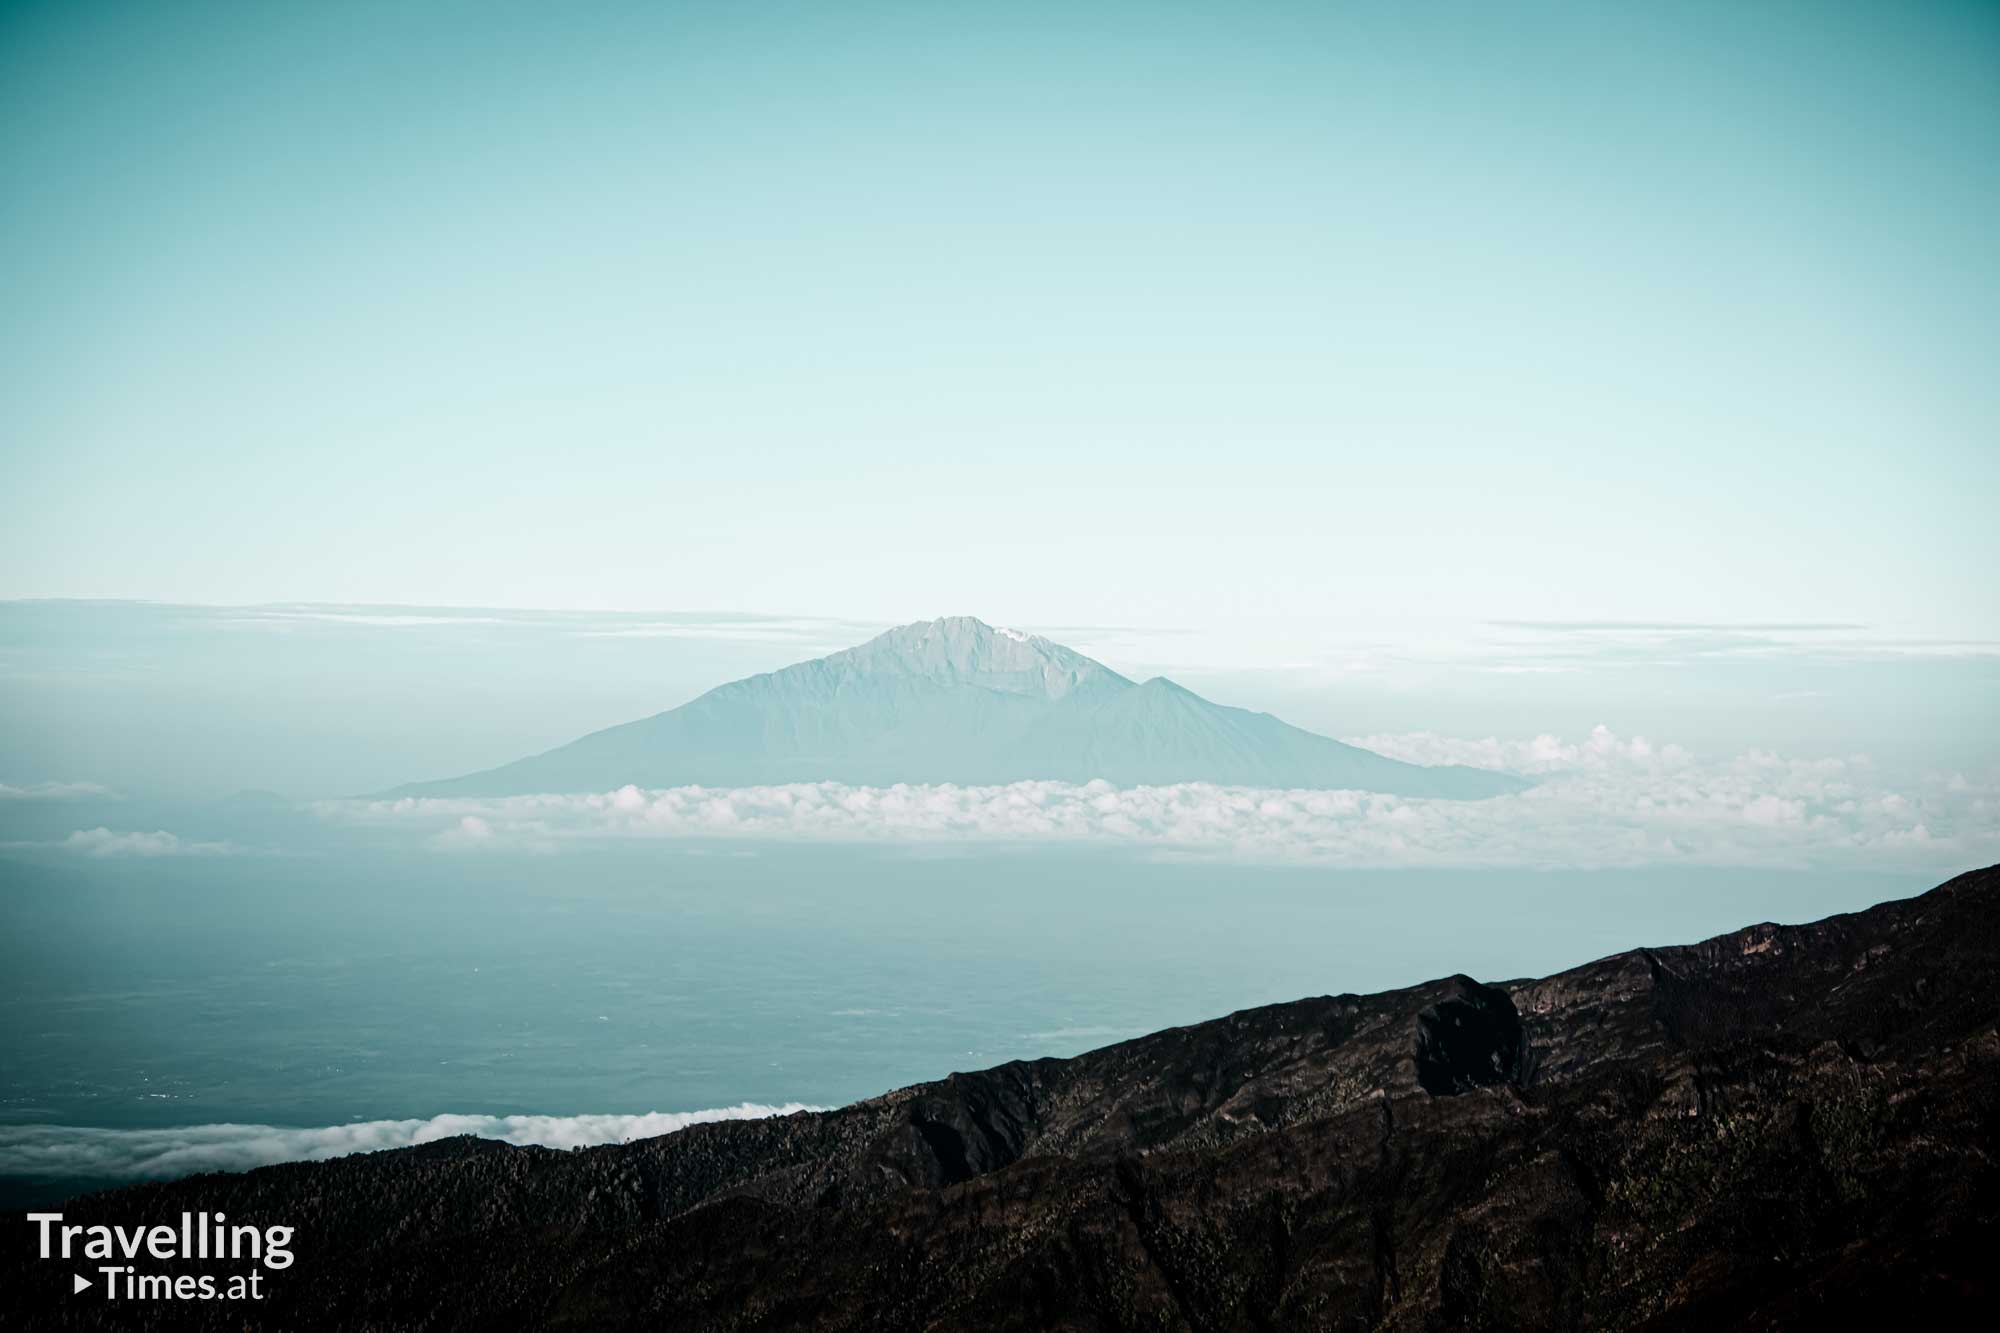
[2, 0, 1996, 635]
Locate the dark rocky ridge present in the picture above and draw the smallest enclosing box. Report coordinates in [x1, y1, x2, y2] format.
[6, 866, 1997, 1330]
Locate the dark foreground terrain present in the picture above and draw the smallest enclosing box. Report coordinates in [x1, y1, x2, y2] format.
[7, 866, 1997, 1331]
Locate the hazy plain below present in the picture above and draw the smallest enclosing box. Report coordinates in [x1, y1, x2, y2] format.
[0, 812, 1935, 1205]
[0, 602, 1988, 1204]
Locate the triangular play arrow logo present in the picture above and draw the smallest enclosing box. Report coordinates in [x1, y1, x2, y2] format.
[73, 1272, 91, 1294]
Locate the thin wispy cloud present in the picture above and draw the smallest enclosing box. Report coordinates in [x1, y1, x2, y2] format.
[562, 619, 878, 644]
[1480, 622, 2000, 667]
[223, 605, 883, 645]
[1490, 621, 1870, 633]
[62, 827, 238, 857]
[1072, 618, 2000, 686]
[239, 612, 517, 628]
[0, 780, 115, 800]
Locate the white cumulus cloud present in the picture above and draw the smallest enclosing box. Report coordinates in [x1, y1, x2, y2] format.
[313, 728, 1999, 871]
[1342, 724, 1693, 775]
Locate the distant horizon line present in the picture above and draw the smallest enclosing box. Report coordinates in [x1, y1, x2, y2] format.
[0, 598, 1946, 638]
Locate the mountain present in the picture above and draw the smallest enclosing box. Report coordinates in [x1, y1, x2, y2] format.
[8, 865, 1995, 1330]
[394, 616, 1526, 798]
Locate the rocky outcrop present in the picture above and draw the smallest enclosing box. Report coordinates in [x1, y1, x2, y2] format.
[6, 866, 1996, 1329]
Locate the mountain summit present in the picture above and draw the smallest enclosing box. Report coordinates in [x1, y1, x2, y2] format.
[822, 616, 1122, 702]
[393, 617, 1525, 798]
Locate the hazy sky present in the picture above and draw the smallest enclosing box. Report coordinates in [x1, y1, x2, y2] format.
[3, 0, 1996, 635]
[0, 602, 1991, 798]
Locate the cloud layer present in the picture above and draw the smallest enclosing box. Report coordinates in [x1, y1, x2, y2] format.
[317, 728, 1997, 871]
[0, 781, 115, 800]
[0, 1103, 821, 1182]
[61, 827, 237, 857]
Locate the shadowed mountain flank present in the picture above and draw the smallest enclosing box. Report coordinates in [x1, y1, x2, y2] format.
[1413, 975, 1526, 1095]
[390, 617, 1528, 798]
[6, 866, 1995, 1330]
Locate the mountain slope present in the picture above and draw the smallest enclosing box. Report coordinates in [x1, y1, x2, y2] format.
[9, 865, 1995, 1330]
[395, 616, 1525, 798]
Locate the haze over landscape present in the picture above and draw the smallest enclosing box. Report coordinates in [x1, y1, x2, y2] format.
[0, 11, 1995, 1320]
[2, 592, 1988, 1209]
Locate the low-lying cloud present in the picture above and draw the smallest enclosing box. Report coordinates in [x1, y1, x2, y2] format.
[0, 1103, 822, 1183]
[62, 827, 238, 857]
[316, 728, 1998, 871]
[1344, 724, 1694, 775]
[1, 780, 116, 800]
